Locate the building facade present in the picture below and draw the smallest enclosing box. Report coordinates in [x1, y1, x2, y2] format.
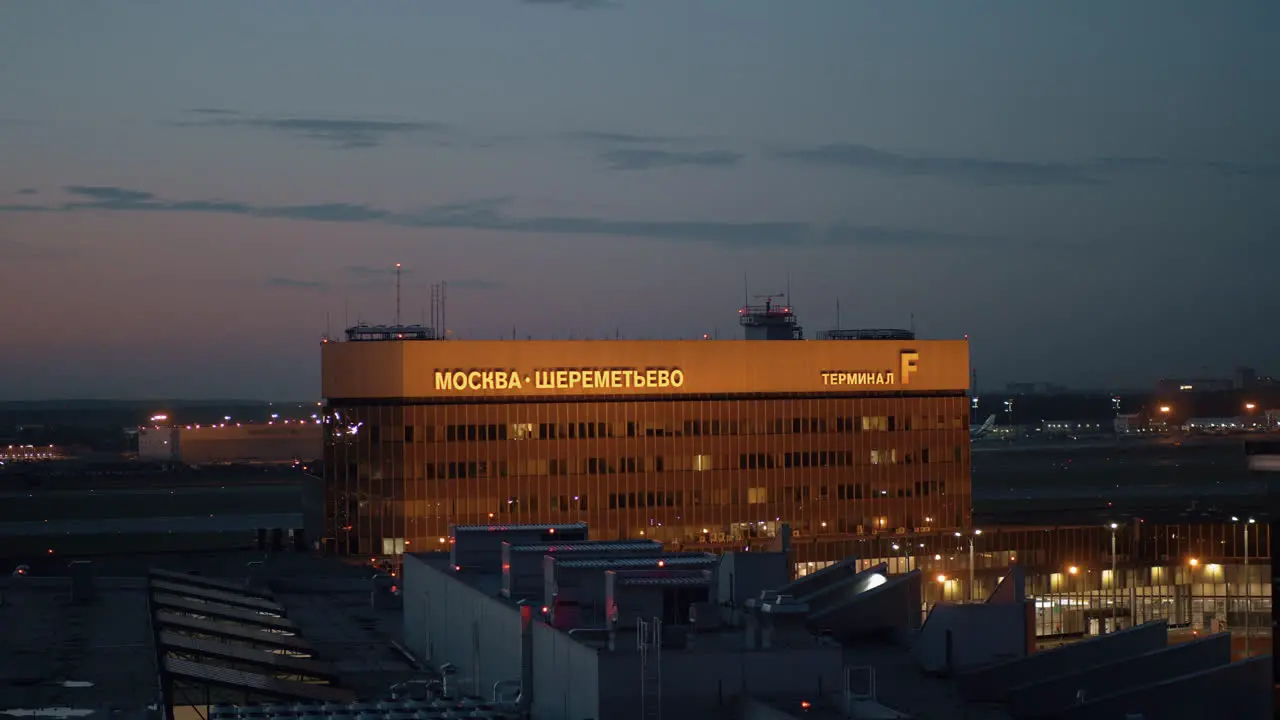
[321, 337, 972, 558]
[138, 422, 322, 464]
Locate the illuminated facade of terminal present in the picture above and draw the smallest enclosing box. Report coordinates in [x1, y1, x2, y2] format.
[321, 303, 972, 559]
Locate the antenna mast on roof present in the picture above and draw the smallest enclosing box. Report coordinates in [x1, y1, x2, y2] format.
[430, 284, 438, 335]
[394, 263, 402, 327]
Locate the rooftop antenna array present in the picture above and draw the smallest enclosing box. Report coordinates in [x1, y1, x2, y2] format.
[739, 289, 803, 340]
[395, 262, 402, 328]
[342, 263, 438, 342]
[819, 293, 915, 341]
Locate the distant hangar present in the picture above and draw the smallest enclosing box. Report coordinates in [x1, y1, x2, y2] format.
[139, 421, 321, 465]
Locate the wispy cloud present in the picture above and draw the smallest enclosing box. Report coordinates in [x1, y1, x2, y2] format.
[16, 188, 37, 195]
[345, 265, 415, 280]
[4, 185, 1003, 251]
[1096, 156, 1280, 180]
[521, 0, 617, 9]
[176, 110, 451, 150]
[774, 143, 1095, 187]
[260, 270, 498, 295]
[600, 148, 743, 171]
[266, 276, 327, 291]
[569, 130, 671, 145]
[0, 236, 67, 260]
[774, 143, 1280, 186]
[564, 129, 743, 172]
[446, 278, 502, 290]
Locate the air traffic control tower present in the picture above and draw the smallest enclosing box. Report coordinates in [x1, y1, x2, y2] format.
[739, 294, 804, 340]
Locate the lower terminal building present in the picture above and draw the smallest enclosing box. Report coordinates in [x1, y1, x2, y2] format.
[139, 421, 323, 465]
[321, 336, 972, 563]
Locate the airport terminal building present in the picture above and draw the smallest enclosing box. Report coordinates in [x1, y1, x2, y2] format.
[320, 322, 972, 559]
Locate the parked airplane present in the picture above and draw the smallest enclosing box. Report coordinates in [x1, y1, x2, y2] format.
[971, 414, 997, 439]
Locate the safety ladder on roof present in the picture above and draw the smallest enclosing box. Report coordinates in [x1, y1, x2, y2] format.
[845, 665, 877, 714]
[638, 617, 662, 720]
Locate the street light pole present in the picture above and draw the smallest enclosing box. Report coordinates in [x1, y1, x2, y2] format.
[969, 537, 975, 602]
[1245, 518, 1254, 657]
[1109, 523, 1118, 631]
[956, 529, 982, 602]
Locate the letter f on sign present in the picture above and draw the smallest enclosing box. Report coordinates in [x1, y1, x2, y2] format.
[899, 351, 919, 385]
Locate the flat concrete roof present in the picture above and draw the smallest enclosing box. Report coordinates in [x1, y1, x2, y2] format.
[0, 550, 427, 711]
[0, 579, 159, 714]
[275, 589, 418, 699]
[0, 513, 305, 537]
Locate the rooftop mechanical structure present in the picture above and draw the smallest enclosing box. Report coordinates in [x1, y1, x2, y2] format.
[738, 294, 803, 340]
[818, 328, 916, 341]
[342, 323, 438, 342]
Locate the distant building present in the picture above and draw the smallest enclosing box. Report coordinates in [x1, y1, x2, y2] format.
[1005, 381, 1069, 395]
[137, 426, 176, 460]
[323, 306, 973, 562]
[1234, 366, 1257, 389]
[1041, 420, 1111, 436]
[138, 422, 322, 465]
[0, 444, 63, 462]
[1114, 413, 1143, 434]
[1155, 377, 1234, 393]
[1181, 417, 1245, 433]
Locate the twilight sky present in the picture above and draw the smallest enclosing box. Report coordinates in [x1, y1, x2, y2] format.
[1, 1, 1277, 400]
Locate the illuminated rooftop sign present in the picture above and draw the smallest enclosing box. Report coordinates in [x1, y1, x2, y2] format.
[435, 367, 685, 392]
